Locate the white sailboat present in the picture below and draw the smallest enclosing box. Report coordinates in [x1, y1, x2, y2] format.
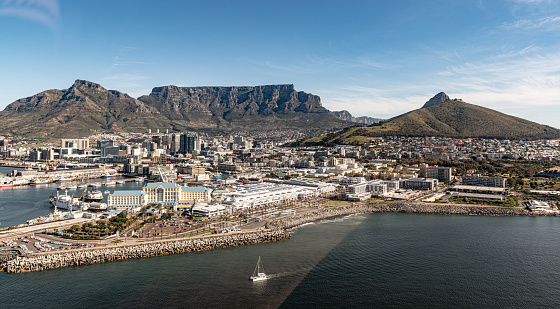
[250, 256, 268, 282]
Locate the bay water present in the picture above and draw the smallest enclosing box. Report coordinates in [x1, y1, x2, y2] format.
[2, 167, 560, 308]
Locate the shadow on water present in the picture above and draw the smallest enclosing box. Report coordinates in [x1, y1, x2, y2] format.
[0, 212, 367, 309]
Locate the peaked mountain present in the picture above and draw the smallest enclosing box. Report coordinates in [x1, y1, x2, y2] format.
[293, 94, 560, 146]
[0, 80, 350, 138]
[0, 80, 170, 138]
[423, 92, 450, 108]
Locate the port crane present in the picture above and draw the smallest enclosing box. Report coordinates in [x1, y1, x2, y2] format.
[78, 187, 88, 201]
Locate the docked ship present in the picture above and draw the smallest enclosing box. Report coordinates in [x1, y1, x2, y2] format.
[84, 190, 103, 202]
[102, 173, 118, 178]
[0, 180, 14, 188]
[50, 190, 86, 211]
[55, 178, 73, 183]
[30, 179, 49, 185]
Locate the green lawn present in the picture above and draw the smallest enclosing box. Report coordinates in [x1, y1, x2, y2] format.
[324, 201, 348, 207]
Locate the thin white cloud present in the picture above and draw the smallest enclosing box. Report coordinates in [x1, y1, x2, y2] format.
[100, 74, 150, 96]
[112, 47, 152, 67]
[502, 16, 560, 30]
[317, 46, 560, 128]
[0, 0, 59, 30]
[264, 61, 314, 74]
[513, 0, 553, 3]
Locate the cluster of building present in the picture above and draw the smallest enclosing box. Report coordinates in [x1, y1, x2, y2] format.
[107, 178, 336, 217]
[3, 130, 556, 214]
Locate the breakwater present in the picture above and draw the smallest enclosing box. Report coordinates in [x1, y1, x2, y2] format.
[266, 202, 555, 230]
[1, 230, 290, 273]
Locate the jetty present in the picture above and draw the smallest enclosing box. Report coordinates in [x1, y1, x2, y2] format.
[1, 230, 290, 273]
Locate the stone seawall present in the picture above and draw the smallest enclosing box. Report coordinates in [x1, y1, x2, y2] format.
[1, 230, 290, 273]
[266, 203, 556, 230]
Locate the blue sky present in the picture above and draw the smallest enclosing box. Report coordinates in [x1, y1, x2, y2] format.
[2, 0, 560, 128]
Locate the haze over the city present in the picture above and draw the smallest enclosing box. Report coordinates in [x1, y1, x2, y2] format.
[2, 0, 560, 128]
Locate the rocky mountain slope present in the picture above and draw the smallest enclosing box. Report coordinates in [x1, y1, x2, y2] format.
[292, 93, 560, 146]
[0, 80, 350, 138]
[331, 110, 384, 125]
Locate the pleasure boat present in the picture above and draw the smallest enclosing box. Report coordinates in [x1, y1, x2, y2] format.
[250, 256, 268, 282]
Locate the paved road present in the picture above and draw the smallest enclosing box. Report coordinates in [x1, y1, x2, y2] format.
[0, 217, 94, 241]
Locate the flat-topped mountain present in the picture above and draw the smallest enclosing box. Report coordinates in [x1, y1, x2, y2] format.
[0, 80, 350, 138]
[292, 94, 560, 146]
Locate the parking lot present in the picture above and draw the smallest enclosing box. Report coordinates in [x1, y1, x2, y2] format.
[2, 235, 95, 255]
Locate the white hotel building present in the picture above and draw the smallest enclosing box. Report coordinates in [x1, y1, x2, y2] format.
[107, 190, 148, 211]
[107, 182, 213, 210]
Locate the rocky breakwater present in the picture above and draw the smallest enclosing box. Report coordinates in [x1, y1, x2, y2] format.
[267, 202, 557, 230]
[1, 230, 290, 273]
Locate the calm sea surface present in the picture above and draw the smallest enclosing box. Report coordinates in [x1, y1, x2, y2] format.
[0, 166, 145, 227]
[2, 167, 560, 308]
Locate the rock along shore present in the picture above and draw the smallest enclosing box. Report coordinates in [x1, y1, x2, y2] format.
[266, 202, 556, 230]
[1, 230, 290, 273]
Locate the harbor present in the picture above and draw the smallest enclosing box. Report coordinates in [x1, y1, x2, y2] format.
[1, 198, 557, 273]
[0, 161, 143, 187]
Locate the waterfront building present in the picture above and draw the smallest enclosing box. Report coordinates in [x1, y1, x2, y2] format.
[275, 178, 337, 195]
[225, 182, 315, 210]
[365, 180, 388, 195]
[381, 180, 400, 191]
[107, 191, 148, 210]
[448, 185, 508, 200]
[142, 183, 181, 206]
[462, 176, 506, 188]
[347, 183, 367, 194]
[191, 203, 227, 217]
[400, 178, 438, 190]
[179, 187, 213, 205]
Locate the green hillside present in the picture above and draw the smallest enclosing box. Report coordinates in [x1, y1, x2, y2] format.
[293, 99, 560, 146]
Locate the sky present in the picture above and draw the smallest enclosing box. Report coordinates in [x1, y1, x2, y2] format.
[1, 0, 560, 128]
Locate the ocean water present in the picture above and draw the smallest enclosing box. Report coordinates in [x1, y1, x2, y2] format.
[0, 166, 144, 227]
[2, 212, 560, 308]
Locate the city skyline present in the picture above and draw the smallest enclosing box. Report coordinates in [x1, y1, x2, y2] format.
[2, 0, 560, 128]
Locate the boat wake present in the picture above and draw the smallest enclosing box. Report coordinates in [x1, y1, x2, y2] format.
[266, 268, 311, 279]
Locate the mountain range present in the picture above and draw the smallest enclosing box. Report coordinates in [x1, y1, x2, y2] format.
[0, 80, 350, 138]
[292, 93, 560, 146]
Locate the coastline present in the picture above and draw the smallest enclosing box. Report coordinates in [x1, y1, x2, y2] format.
[1, 230, 290, 273]
[267, 202, 554, 230]
[1, 202, 554, 273]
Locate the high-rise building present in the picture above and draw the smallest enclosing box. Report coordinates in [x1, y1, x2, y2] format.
[62, 139, 90, 150]
[180, 133, 195, 154]
[170, 133, 180, 154]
